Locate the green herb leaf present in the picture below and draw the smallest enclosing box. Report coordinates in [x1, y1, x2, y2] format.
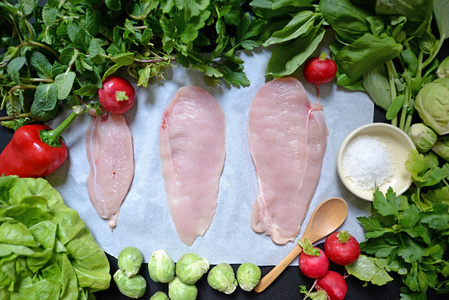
[7, 57, 27, 83]
[30, 51, 52, 79]
[266, 25, 325, 77]
[434, 0, 449, 40]
[345, 255, 394, 286]
[30, 83, 58, 121]
[54, 71, 76, 100]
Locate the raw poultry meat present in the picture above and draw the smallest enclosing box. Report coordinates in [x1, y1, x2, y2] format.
[249, 77, 328, 245]
[86, 113, 134, 230]
[159, 86, 226, 246]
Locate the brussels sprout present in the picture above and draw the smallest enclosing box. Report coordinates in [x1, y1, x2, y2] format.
[415, 78, 449, 135]
[437, 56, 449, 78]
[168, 277, 198, 300]
[113, 269, 147, 299]
[432, 135, 449, 162]
[207, 263, 237, 294]
[175, 253, 209, 284]
[150, 291, 169, 300]
[117, 246, 143, 278]
[148, 249, 175, 283]
[408, 123, 437, 153]
[236, 263, 261, 292]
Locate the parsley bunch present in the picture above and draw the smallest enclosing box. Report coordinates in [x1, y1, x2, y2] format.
[0, 0, 264, 128]
[357, 150, 449, 299]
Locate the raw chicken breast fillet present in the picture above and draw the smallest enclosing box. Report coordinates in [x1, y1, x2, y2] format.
[159, 86, 226, 246]
[249, 77, 328, 245]
[86, 113, 134, 230]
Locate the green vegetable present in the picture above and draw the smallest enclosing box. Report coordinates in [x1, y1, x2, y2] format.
[113, 269, 147, 299]
[408, 123, 438, 153]
[148, 249, 175, 283]
[150, 291, 169, 300]
[356, 150, 449, 297]
[0, 176, 111, 299]
[236, 262, 261, 292]
[118, 246, 144, 278]
[207, 263, 237, 294]
[436, 56, 449, 78]
[0, 0, 265, 129]
[415, 78, 449, 135]
[168, 277, 198, 300]
[432, 135, 449, 162]
[175, 253, 209, 285]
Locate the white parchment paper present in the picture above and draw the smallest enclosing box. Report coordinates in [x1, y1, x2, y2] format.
[47, 32, 374, 266]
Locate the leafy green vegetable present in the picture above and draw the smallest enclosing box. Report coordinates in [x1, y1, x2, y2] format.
[0, 176, 111, 299]
[356, 150, 449, 298]
[0, 0, 265, 127]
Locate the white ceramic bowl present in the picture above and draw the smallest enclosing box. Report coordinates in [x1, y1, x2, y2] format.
[337, 123, 416, 201]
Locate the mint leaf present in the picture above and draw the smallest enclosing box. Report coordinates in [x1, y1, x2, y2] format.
[111, 52, 135, 66]
[67, 23, 90, 52]
[54, 71, 76, 100]
[30, 84, 58, 121]
[7, 57, 26, 83]
[30, 51, 52, 79]
[86, 7, 101, 36]
[74, 84, 98, 97]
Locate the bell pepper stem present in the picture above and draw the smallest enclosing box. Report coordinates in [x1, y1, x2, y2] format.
[39, 111, 79, 147]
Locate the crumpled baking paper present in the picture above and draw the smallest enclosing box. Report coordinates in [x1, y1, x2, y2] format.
[47, 32, 374, 266]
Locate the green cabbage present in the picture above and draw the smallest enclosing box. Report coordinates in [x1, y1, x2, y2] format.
[0, 176, 111, 299]
[415, 78, 449, 135]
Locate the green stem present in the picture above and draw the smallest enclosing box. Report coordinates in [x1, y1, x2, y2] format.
[399, 86, 409, 131]
[422, 35, 446, 69]
[17, 41, 59, 60]
[39, 111, 79, 147]
[20, 77, 54, 83]
[386, 61, 398, 127]
[0, 113, 31, 121]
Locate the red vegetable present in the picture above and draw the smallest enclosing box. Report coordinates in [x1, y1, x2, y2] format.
[324, 231, 361, 266]
[316, 270, 347, 300]
[298, 239, 329, 279]
[303, 52, 337, 96]
[98, 76, 136, 114]
[0, 111, 78, 178]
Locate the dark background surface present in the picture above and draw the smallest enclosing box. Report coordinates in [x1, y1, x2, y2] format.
[1, 35, 448, 300]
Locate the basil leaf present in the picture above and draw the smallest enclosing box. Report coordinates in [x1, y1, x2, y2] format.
[320, 0, 371, 43]
[336, 33, 403, 80]
[263, 10, 315, 46]
[433, 0, 449, 40]
[266, 25, 325, 77]
[362, 65, 391, 111]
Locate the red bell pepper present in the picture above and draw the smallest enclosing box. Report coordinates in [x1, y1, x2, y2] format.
[0, 111, 78, 178]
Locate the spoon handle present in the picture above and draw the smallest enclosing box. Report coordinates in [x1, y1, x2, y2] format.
[253, 243, 304, 293]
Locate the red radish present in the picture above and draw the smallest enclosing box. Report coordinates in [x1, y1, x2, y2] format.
[324, 231, 361, 266]
[316, 270, 347, 300]
[303, 52, 337, 96]
[298, 239, 329, 279]
[98, 76, 136, 114]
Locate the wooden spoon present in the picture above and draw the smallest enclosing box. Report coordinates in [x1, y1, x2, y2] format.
[254, 197, 348, 293]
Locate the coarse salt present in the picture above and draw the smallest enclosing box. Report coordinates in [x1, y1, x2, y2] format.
[342, 134, 396, 191]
